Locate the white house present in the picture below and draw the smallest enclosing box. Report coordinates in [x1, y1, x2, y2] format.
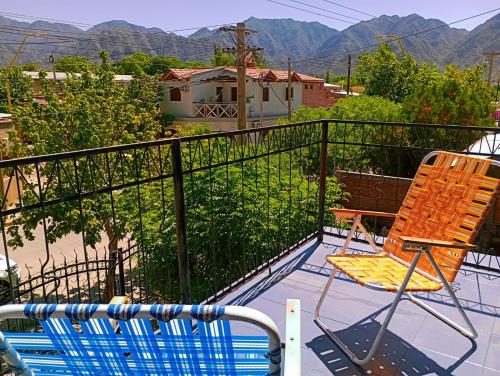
[159, 66, 327, 131]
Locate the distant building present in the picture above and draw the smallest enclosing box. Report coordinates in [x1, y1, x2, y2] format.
[22, 71, 133, 96]
[159, 66, 334, 131]
[0, 113, 14, 148]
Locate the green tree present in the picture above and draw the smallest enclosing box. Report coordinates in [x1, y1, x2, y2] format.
[356, 44, 420, 103]
[332, 95, 404, 122]
[404, 64, 494, 126]
[118, 52, 151, 75]
[0, 66, 34, 113]
[210, 50, 234, 67]
[20, 63, 40, 71]
[279, 96, 407, 175]
[145, 56, 182, 75]
[117, 145, 345, 300]
[8, 51, 162, 275]
[183, 60, 208, 68]
[117, 53, 208, 75]
[55, 55, 95, 73]
[324, 70, 332, 83]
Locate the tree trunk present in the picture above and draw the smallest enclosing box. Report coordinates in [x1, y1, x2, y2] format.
[104, 220, 119, 302]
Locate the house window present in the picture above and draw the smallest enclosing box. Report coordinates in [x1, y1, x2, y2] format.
[285, 87, 294, 100]
[305, 84, 309, 90]
[170, 87, 181, 101]
[231, 87, 237, 102]
[262, 87, 269, 102]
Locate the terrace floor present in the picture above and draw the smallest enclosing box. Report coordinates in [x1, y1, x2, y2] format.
[218, 234, 500, 376]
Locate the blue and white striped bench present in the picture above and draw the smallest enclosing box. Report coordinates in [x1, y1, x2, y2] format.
[0, 300, 300, 375]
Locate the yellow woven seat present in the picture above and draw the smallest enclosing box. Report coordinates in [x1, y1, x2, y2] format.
[326, 253, 442, 292]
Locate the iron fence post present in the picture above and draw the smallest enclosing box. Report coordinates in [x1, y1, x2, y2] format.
[172, 139, 191, 303]
[116, 248, 126, 296]
[318, 120, 329, 243]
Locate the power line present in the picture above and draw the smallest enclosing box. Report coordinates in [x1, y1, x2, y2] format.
[0, 24, 223, 48]
[290, 7, 500, 65]
[319, 0, 377, 18]
[0, 24, 233, 66]
[264, 0, 356, 24]
[0, 12, 236, 40]
[0, 11, 96, 28]
[0, 11, 238, 37]
[284, 0, 366, 22]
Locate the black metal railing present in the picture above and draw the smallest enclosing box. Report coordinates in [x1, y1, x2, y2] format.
[0, 119, 499, 307]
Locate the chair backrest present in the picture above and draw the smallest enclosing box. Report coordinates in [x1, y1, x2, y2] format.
[384, 152, 500, 283]
[0, 303, 282, 375]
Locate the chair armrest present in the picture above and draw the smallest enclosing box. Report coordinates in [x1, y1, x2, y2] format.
[284, 299, 301, 376]
[329, 208, 397, 219]
[400, 236, 477, 252]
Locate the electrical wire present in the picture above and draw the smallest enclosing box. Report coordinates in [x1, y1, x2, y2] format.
[284, 0, 366, 22]
[0, 11, 239, 38]
[319, 0, 377, 18]
[290, 7, 500, 65]
[263, 0, 356, 24]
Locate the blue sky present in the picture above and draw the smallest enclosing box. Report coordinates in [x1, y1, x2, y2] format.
[1, 0, 499, 34]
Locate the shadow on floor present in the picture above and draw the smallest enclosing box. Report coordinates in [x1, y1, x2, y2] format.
[226, 241, 320, 306]
[307, 312, 477, 375]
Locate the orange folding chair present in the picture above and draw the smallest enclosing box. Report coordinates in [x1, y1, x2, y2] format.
[315, 151, 500, 365]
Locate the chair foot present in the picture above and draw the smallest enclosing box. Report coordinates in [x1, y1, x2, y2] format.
[314, 316, 375, 365]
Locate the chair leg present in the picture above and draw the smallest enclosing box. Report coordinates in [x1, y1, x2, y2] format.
[405, 250, 478, 339]
[314, 252, 422, 365]
[338, 215, 361, 255]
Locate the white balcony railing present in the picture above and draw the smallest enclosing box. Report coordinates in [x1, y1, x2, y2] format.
[193, 102, 237, 118]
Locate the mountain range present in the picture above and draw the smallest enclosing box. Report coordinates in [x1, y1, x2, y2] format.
[0, 12, 498, 76]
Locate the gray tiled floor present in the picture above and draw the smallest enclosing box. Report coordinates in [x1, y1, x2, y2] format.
[218, 235, 500, 375]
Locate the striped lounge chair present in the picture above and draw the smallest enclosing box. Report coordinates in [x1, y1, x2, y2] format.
[0, 299, 301, 375]
[315, 151, 500, 365]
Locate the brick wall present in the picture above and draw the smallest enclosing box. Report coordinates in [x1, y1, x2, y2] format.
[302, 84, 336, 108]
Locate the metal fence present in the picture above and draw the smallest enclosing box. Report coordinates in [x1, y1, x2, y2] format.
[0, 120, 499, 307]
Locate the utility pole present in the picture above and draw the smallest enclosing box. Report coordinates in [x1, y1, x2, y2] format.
[288, 57, 292, 121]
[346, 54, 352, 97]
[483, 51, 500, 86]
[495, 79, 499, 103]
[49, 54, 58, 93]
[236, 23, 247, 130]
[218, 23, 263, 130]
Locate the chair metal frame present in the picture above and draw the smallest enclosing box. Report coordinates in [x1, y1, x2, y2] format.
[315, 151, 499, 366]
[0, 300, 301, 375]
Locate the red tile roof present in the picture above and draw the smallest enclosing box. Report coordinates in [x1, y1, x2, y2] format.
[159, 68, 215, 81]
[160, 67, 324, 84]
[295, 73, 324, 83]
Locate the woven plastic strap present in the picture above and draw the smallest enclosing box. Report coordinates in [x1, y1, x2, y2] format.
[64, 304, 99, 321]
[24, 304, 57, 321]
[149, 304, 184, 321]
[11, 304, 272, 375]
[106, 304, 141, 320]
[385, 152, 499, 283]
[190, 305, 225, 322]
